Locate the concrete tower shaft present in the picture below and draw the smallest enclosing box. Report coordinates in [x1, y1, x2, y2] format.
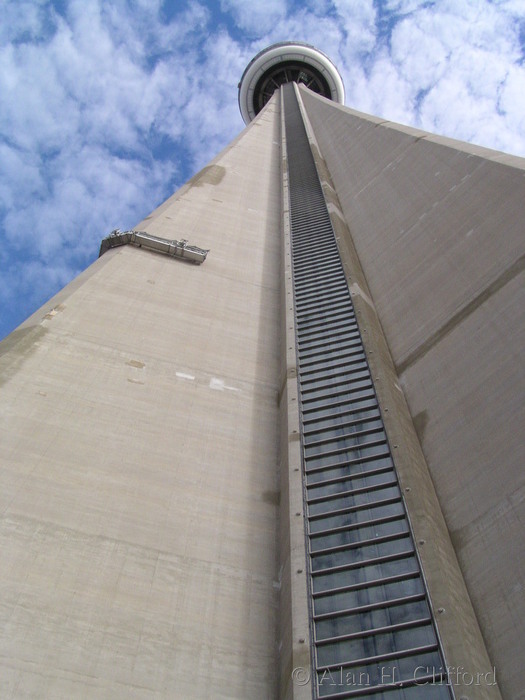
[0, 42, 523, 700]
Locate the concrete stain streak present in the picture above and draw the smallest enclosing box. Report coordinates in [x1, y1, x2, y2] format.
[0, 325, 47, 386]
[187, 164, 225, 188]
[397, 253, 525, 374]
[126, 360, 145, 369]
[43, 304, 66, 320]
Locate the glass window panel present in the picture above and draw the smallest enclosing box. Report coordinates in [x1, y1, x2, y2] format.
[297, 306, 354, 324]
[316, 599, 430, 641]
[309, 499, 404, 534]
[296, 283, 348, 302]
[295, 251, 340, 263]
[295, 248, 339, 258]
[305, 429, 386, 457]
[296, 260, 345, 275]
[317, 650, 446, 698]
[296, 297, 350, 314]
[304, 417, 383, 444]
[305, 443, 390, 471]
[294, 237, 337, 248]
[306, 456, 394, 486]
[298, 328, 359, 345]
[295, 263, 340, 275]
[302, 371, 372, 399]
[295, 262, 342, 278]
[298, 330, 361, 352]
[303, 406, 381, 433]
[301, 354, 367, 377]
[299, 338, 364, 360]
[310, 516, 408, 553]
[309, 484, 400, 518]
[301, 357, 367, 377]
[298, 312, 354, 329]
[297, 305, 354, 321]
[296, 292, 349, 311]
[358, 682, 452, 699]
[296, 279, 348, 295]
[313, 575, 424, 616]
[294, 251, 340, 263]
[298, 319, 357, 335]
[298, 327, 360, 347]
[302, 363, 369, 387]
[316, 623, 438, 668]
[311, 533, 412, 572]
[312, 555, 419, 594]
[294, 240, 337, 253]
[298, 322, 358, 339]
[298, 318, 358, 338]
[308, 469, 396, 502]
[303, 386, 375, 413]
[298, 315, 355, 332]
[300, 349, 365, 373]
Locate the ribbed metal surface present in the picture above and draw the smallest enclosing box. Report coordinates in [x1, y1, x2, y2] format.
[282, 83, 453, 700]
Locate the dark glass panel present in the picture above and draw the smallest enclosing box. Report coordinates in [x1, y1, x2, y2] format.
[297, 305, 355, 324]
[303, 407, 382, 434]
[317, 649, 444, 697]
[302, 371, 372, 399]
[304, 413, 382, 441]
[309, 484, 400, 518]
[311, 534, 412, 572]
[313, 575, 424, 616]
[303, 387, 376, 414]
[316, 623, 437, 668]
[301, 361, 368, 386]
[305, 428, 386, 457]
[308, 498, 404, 534]
[296, 276, 348, 295]
[312, 555, 419, 594]
[307, 469, 396, 502]
[310, 516, 408, 553]
[306, 456, 394, 486]
[316, 599, 430, 641]
[298, 330, 361, 352]
[305, 443, 391, 472]
[300, 348, 365, 372]
[296, 282, 348, 303]
[299, 338, 364, 361]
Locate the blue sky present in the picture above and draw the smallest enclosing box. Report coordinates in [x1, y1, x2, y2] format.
[1, 0, 524, 341]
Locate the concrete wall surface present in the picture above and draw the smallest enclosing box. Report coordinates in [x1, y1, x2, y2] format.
[0, 101, 282, 698]
[301, 86, 525, 700]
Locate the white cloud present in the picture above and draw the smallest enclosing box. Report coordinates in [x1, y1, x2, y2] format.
[333, 0, 376, 55]
[0, 0, 524, 340]
[219, 0, 287, 35]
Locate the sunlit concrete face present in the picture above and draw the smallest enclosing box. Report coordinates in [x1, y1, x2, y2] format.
[0, 101, 282, 699]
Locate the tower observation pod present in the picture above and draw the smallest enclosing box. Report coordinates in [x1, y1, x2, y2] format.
[238, 41, 345, 123]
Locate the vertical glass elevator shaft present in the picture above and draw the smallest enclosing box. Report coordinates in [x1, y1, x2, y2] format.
[282, 83, 453, 700]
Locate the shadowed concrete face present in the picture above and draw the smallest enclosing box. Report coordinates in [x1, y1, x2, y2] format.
[301, 86, 525, 699]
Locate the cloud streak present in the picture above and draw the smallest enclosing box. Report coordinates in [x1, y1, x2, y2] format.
[1, 0, 524, 339]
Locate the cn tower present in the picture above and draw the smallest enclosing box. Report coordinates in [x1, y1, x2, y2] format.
[1, 42, 523, 699]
